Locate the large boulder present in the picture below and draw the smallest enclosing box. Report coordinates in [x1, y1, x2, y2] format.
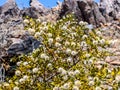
[29, 0, 48, 13]
[59, 0, 106, 26]
[7, 31, 41, 56]
[21, 0, 49, 19]
[99, 0, 120, 20]
[59, 0, 120, 26]
[77, 0, 106, 26]
[0, 0, 20, 21]
[59, 0, 83, 21]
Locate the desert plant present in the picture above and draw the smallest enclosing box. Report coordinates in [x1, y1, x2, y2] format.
[0, 14, 120, 90]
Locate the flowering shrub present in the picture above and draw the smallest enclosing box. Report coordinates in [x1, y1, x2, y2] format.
[0, 14, 120, 90]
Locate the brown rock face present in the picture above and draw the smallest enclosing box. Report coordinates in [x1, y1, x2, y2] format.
[59, 0, 120, 26]
[0, 0, 41, 59]
[99, 0, 120, 20]
[0, 0, 20, 19]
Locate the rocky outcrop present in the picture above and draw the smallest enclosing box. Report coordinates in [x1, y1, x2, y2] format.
[59, 0, 120, 26]
[99, 0, 120, 20]
[0, 0, 20, 22]
[21, 0, 49, 19]
[29, 0, 48, 13]
[21, 7, 40, 18]
[0, 0, 41, 59]
[7, 31, 41, 57]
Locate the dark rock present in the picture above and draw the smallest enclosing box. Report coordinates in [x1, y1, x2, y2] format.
[21, 0, 49, 19]
[21, 7, 39, 18]
[99, 0, 120, 20]
[0, 0, 20, 20]
[29, 0, 48, 13]
[7, 32, 41, 56]
[59, 0, 120, 26]
[59, 0, 83, 21]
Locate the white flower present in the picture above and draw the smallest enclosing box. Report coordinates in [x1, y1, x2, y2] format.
[107, 86, 113, 90]
[84, 60, 87, 65]
[13, 86, 19, 90]
[79, 21, 84, 25]
[65, 41, 70, 46]
[28, 28, 35, 34]
[19, 78, 25, 84]
[47, 33, 52, 38]
[88, 80, 94, 86]
[62, 75, 68, 81]
[109, 39, 117, 46]
[34, 32, 40, 38]
[68, 71, 75, 77]
[38, 77, 43, 82]
[23, 62, 28, 66]
[63, 83, 70, 89]
[82, 35, 88, 40]
[67, 57, 73, 63]
[23, 19, 29, 23]
[40, 53, 49, 60]
[71, 42, 76, 47]
[47, 63, 52, 68]
[61, 70, 67, 75]
[41, 53, 46, 59]
[74, 80, 81, 87]
[99, 39, 105, 45]
[56, 37, 61, 42]
[36, 18, 41, 22]
[8, 80, 12, 83]
[72, 86, 79, 90]
[23, 75, 29, 80]
[93, 40, 98, 45]
[14, 81, 19, 85]
[48, 38, 53, 44]
[71, 33, 77, 37]
[66, 48, 72, 54]
[32, 68, 39, 73]
[39, 30, 44, 35]
[15, 70, 21, 76]
[96, 37, 100, 41]
[85, 54, 90, 58]
[115, 75, 120, 82]
[96, 31, 102, 36]
[74, 70, 80, 75]
[53, 86, 60, 90]
[62, 25, 67, 30]
[71, 51, 78, 56]
[58, 67, 67, 75]
[3, 82, 9, 87]
[17, 61, 22, 66]
[55, 42, 61, 47]
[95, 86, 101, 90]
[88, 59, 93, 64]
[58, 67, 64, 72]
[88, 76, 93, 81]
[80, 41, 87, 47]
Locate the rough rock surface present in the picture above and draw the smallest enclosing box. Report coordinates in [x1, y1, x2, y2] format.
[0, 0, 20, 22]
[100, 21, 120, 66]
[29, 0, 48, 13]
[0, 0, 41, 60]
[99, 0, 120, 20]
[59, 0, 120, 26]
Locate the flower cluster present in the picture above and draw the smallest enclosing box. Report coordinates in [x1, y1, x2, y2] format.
[0, 14, 119, 90]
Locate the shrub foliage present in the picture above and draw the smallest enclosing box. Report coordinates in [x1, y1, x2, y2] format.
[0, 15, 120, 90]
